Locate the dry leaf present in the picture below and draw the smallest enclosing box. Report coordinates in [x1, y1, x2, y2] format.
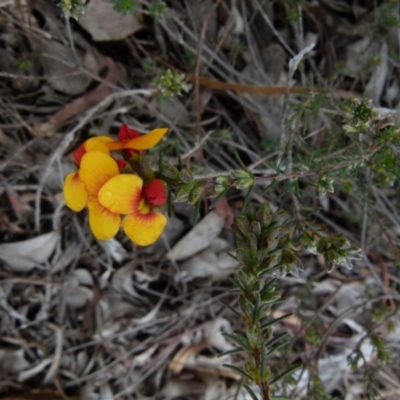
[99, 238, 128, 263]
[169, 342, 208, 374]
[37, 37, 97, 95]
[78, 0, 143, 41]
[184, 355, 239, 380]
[159, 379, 206, 399]
[0, 231, 60, 271]
[0, 348, 30, 373]
[176, 239, 238, 282]
[364, 42, 388, 104]
[65, 269, 94, 309]
[1, 390, 81, 400]
[345, 38, 379, 78]
[167, 211, 226, 261]
[204, 380, 227, 400]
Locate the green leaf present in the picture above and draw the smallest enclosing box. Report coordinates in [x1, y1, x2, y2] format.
[209, 187, 229, 209]
[265, 337, 291, 357]
[264, 332, 289, 350]
[223, 333, 251, 352]
[175, 181, 195, 202]
[175, 143, 183, 170]
[192, 196, 202, 226]
[113, 0, 137, 14]
[242, 185, 255, 211]
[243, 384, 259, 400]
[260, 278, 278, 294]
[234, 151, 247, 170]
[226, 252, 238, 261]
[260, 342, 267, 381]
[221, 301, 241, 318]
[269, 364, 301, 385]
[261, 180, 278, 196]
[260, 313, 293, 331]
[223, 364, 254, 381]
[217, 348, 245, 357]
[252, 293, 261, 324]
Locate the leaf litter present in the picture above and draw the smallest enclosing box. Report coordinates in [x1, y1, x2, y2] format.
[0, 1, 399, 399]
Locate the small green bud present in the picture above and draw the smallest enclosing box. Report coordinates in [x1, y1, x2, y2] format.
[261, 290, 281, 303]
[302, 232, 318, 254]
[156, 69, 185, 99]
[60, 0, 86, 19]
[149, 0, 166, 18]
[129, 156, 155, 184]
[244, 359, 257, 378]
[214, 175, 230, 194]
[234, 215, 251, 236]
[247, 325, 259, 348]
[335, 235, 350, 249]
[259, 203, 271, 227]
[264, 254, 280, 271]
[188, 184, 204, 204]
[179, 168, 192, 183]
[263, 366, 271, 381]
[318, 174, 335, 196]
[256, 249, 269, 264]
[247, 233, 258, 252]
[161, 161, 180, 180]
[245, 204, 257, 222]
[250, 221, 261, 236]
[281, 249, 297, 270]
[232, 170, 255, 189]
[175, 181, 195, 202]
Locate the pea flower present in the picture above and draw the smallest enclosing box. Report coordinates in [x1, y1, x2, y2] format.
[64, 151, 167, 246]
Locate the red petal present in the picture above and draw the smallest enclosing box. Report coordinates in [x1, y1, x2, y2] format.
[73, 144, 86, 165]
[118, 123, 141, 141]
[123, 149, 139, 159]
[116, 159, 128, 172]
[143, 179, 167, 206]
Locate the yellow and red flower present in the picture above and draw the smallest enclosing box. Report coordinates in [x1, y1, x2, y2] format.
[64, 124, 169, 246]
[63, 151, 167, 246]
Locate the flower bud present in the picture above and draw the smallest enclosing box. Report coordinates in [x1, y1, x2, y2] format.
[232, 170, 255, 189]
[188, 184, 204, 204]
[179, 168, 192, 183]
[175, 181, 195, 202]
[214, 175, 230, 194]
[129, 156, 155, 184]
[234, 215, 251, 236]
[250, 221, 261, 236]
[160, 161, 180, 181]
[260, 203, 271, 227]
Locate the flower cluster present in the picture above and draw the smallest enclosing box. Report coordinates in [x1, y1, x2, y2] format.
[63, 124, 168, 246]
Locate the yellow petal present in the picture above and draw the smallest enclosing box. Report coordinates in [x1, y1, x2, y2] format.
[106, 141, 126, 151]
[123, 211, 167, 246]
[124, 128, 168, 150]
[87, 199, 121, 240]
[98, 174, 143, 215]
[63, 172, 88, 211]
[79, 151, 119, 196]
[96, 136, 115, 143]
[83, 137, 112, 154]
